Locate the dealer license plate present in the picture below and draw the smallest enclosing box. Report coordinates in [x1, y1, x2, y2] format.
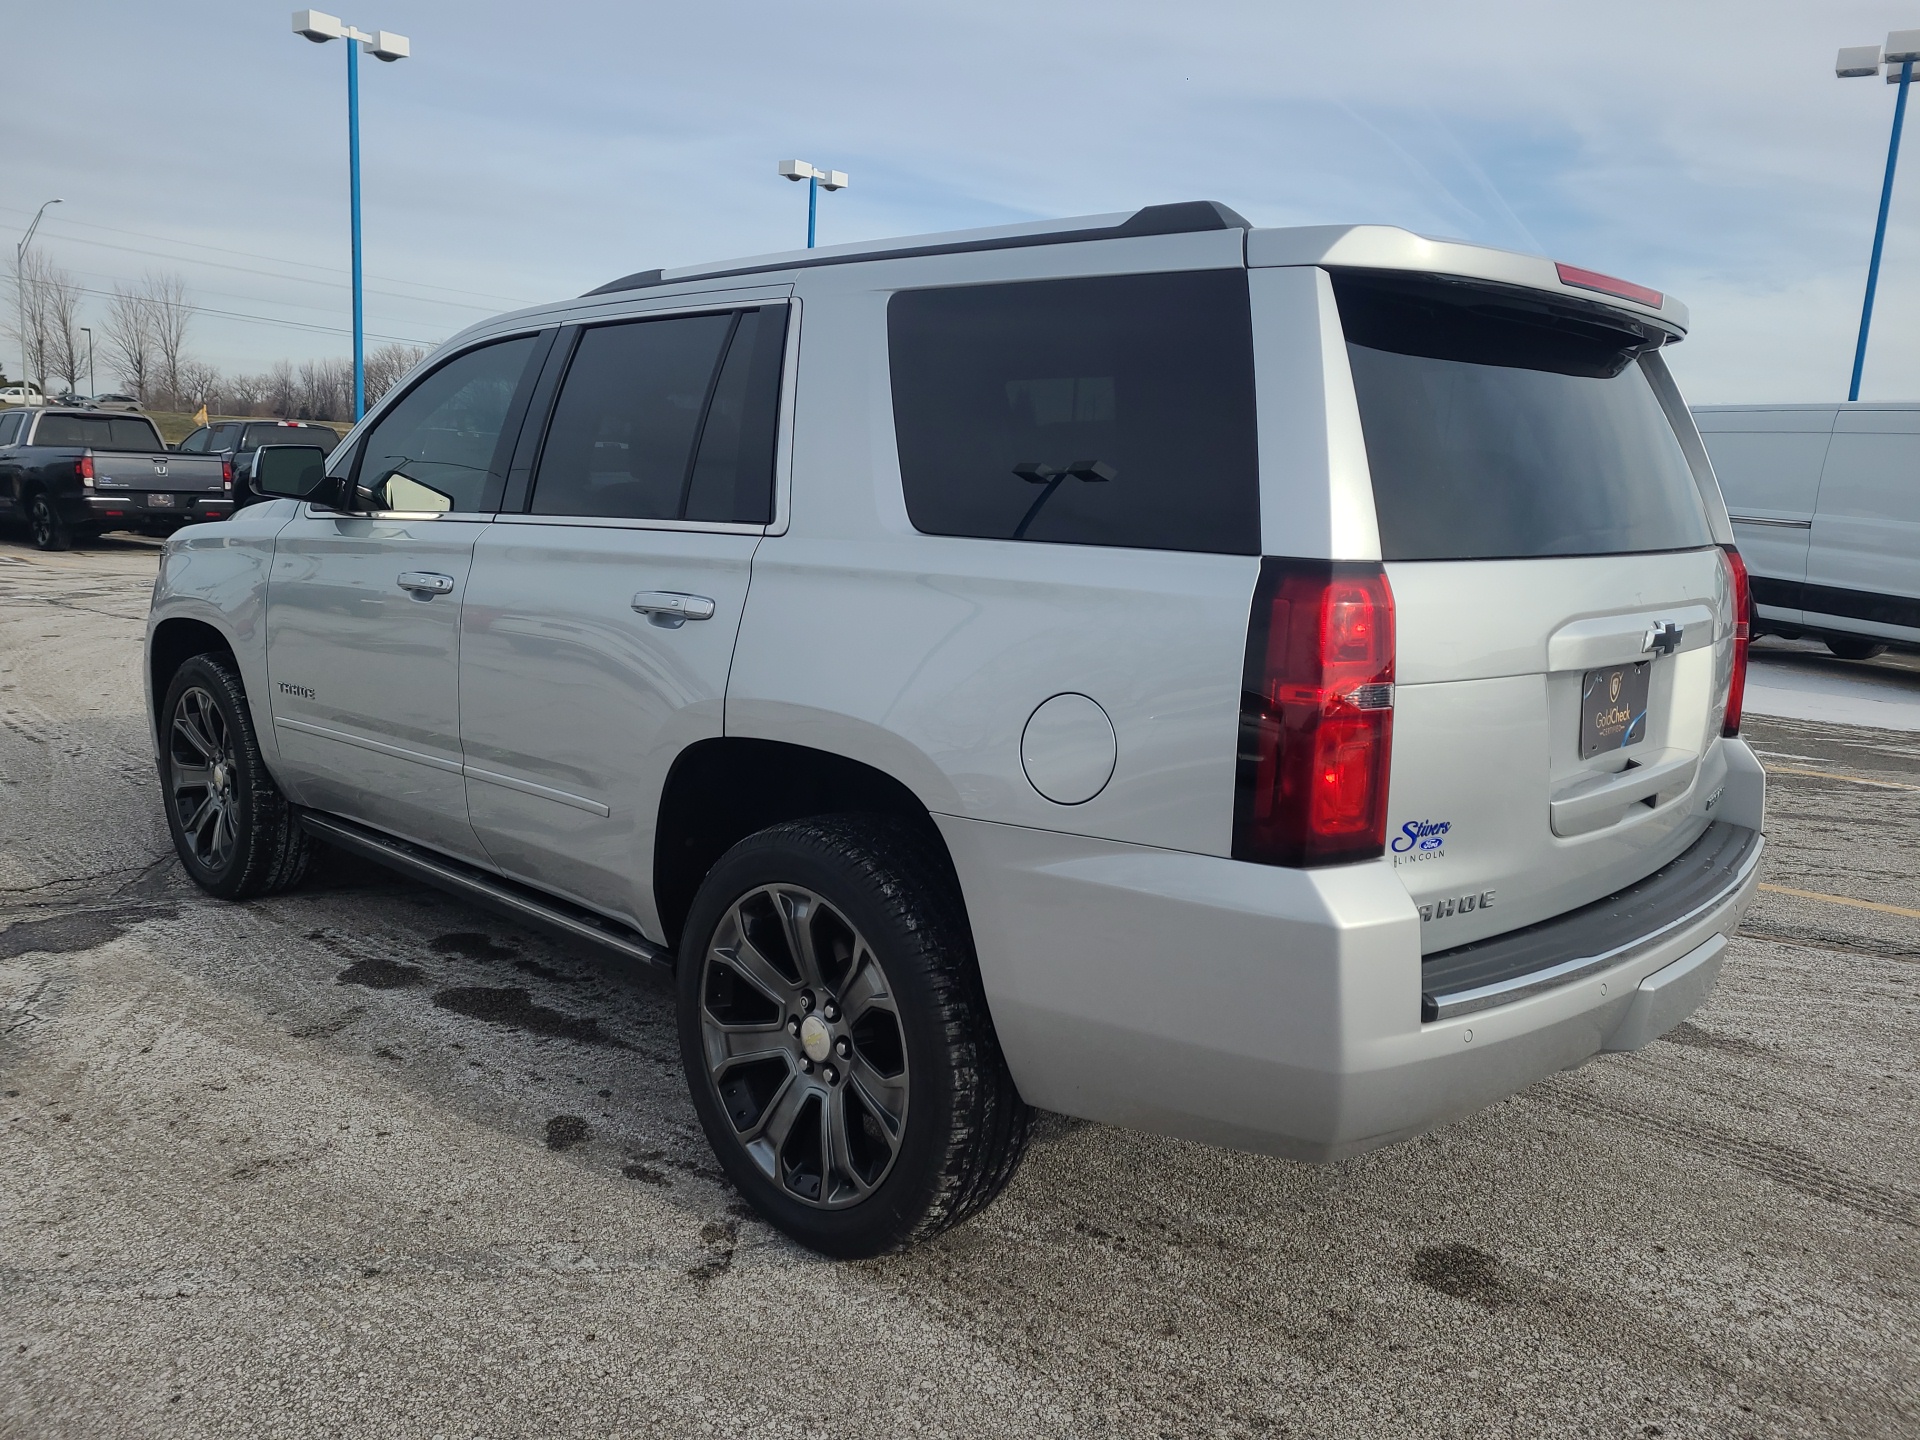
[1580, 662, 1650, 758]
[146, 493, 177, 508]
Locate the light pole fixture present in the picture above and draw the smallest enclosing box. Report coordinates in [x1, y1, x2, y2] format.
[292, 10, 410, 420]
[80, 326, 93, 398]
[778, 160, 849, 249]
[1837, 30, 1920, 401]
[15, 197, 62, 403]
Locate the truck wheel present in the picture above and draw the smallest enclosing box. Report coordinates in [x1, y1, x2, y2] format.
[677, 816, 1031, 1258]
[1825, 636, 1887, 662]
[25, 490, 70, 551]
[158, 653, 311, 900]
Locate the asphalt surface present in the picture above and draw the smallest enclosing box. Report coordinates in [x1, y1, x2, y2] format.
[1, 536, 1916, 1440]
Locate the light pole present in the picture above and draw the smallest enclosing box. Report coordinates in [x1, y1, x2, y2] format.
[777, 160, 849, 248]
[1837, 31, 1920, 401]
[80, 326, 93, 397]
[16, 198, 62, 404]
[292, 10, 410, 420]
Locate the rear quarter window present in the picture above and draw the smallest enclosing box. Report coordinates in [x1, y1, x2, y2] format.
[888, 270, 1260, 554]
[1335, 272, 1712, 561]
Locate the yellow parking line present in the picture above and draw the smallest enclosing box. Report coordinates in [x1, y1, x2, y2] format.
[1763, 764, 1920, 792]
[1757, 883, 1920, 920]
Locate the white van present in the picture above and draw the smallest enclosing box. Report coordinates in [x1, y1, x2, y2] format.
[1694, 402, 1920, 659]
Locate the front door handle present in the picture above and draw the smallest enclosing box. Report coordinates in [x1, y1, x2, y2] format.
[631, 591, 716, 627]
[397, 571, 455, 598]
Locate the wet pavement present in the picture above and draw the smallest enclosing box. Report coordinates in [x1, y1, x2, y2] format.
[2, 538, 1915, 1439]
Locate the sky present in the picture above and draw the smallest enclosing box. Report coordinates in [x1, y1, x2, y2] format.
[6, 0, 1920, 403]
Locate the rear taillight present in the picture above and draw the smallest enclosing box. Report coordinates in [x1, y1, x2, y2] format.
[222, 456, 233, 490]
[1720, 544, 1751, 736]
[1233, 560, 1396, 867]
[75, 453, 94, 487]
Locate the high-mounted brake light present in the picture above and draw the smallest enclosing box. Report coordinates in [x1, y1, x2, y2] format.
[1720, 545, 1751, 737]
[75, 453, 94, 487]
[1554, 262, 1663, 309]
[1234, 560, 1396, 867]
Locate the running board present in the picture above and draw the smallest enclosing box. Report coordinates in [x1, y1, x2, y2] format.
[296, 810, 672, 972]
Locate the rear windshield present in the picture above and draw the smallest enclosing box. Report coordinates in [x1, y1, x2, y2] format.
[32, 413, 166, 452]
[1334, 272, 1711, 561]
[242, 422, 336, 452]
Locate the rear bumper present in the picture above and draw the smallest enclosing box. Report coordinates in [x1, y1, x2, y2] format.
[939, 738, 1765, 1162]
[85, 494, 232, 528]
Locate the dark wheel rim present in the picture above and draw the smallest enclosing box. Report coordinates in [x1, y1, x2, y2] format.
[167, 685, 240, 872]
[28, 496, 55, 547]
[699, 885, 910, 1209]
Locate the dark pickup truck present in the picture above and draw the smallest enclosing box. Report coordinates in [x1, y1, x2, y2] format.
[0, 407, 232, 549]
[176, 418, 338, 506]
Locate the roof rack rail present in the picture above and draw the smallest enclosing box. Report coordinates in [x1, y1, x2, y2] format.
[582, 200, 1250, 298]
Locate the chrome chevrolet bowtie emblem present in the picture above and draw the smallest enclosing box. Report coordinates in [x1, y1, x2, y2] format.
[1643, 620, 1682, 656]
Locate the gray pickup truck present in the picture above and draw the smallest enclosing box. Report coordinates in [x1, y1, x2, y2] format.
[0, 407, 232, 548]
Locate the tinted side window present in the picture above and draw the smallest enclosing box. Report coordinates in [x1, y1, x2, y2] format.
[176, 426, 209, 453]
[0, 412, 23, 445]
[531, 313, 737, 521]
[357, 335, 539, 513]
[888, 271, 1260, 554]
[685, 307, 788, 524]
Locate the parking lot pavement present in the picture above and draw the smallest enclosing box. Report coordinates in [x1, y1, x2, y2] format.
[1, 537, 1915, 1440]
[1747, 637, 1920, 731]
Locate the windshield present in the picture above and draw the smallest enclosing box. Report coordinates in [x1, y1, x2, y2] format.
[1334, 272, 1711, 561]
[32, 413, 166, 452]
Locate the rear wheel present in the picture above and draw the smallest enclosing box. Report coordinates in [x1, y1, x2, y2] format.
[676, 816, 1031, 1257]
[1825, 636, 1887, 662]
[25, 490, 69, 551]
[159, 653, 311, 899]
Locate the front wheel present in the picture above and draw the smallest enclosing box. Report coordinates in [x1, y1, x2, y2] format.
[159, 653, 311, 899]
[25, 491, 70, 551]
[677, 816, 1031, 1258]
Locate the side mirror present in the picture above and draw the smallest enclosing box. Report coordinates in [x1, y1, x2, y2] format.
[251, 445, 334, 501]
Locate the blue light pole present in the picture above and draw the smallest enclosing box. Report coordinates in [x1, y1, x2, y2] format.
[777, 160, 850, 248]
[293, 10, 411, 420]
[1838, 33, 1920, 402]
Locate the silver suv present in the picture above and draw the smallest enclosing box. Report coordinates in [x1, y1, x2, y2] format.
[145, 202, 1765, 1256]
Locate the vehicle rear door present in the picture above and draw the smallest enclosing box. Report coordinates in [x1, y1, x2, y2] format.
[1695, 406, 1834, 631]
[1804, 407, 1920, 642]
[1315, 269, 1739, 951]
[263, 332, 547, 859]
[457, 299, 789, 936]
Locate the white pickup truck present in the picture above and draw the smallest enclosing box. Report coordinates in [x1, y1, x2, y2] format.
[145, 204, 1764, 1256]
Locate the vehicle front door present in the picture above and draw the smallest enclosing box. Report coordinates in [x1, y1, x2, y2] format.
[263, 332, 548, 858]
[458, 302, 789, 937]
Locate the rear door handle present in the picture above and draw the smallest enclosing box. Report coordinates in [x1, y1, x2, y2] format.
[631, 591, 716, 627]
[397, 571, 455, 597]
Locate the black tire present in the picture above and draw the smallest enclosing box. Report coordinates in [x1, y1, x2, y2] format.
[25, 490, 70, 551]
[1825, 636, 1887, 662]
[676, 816, 1031, 1258]
[158, 653, 311, 900]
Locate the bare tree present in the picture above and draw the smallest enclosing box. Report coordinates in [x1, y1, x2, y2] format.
[263, 361, 298, 418]
[102, 284, 157, 402]
[175, 358, 222, 413]
[144, 271, 193, 407]
[42, 262, 85, 394]
[364, 342, 427, 406]
[8, 249, 59, 395]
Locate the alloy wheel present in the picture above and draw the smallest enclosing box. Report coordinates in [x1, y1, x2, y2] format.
[698, 884, 910, 1208]
[167, 686, 240, 873]
[29, 495, 55, 548]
